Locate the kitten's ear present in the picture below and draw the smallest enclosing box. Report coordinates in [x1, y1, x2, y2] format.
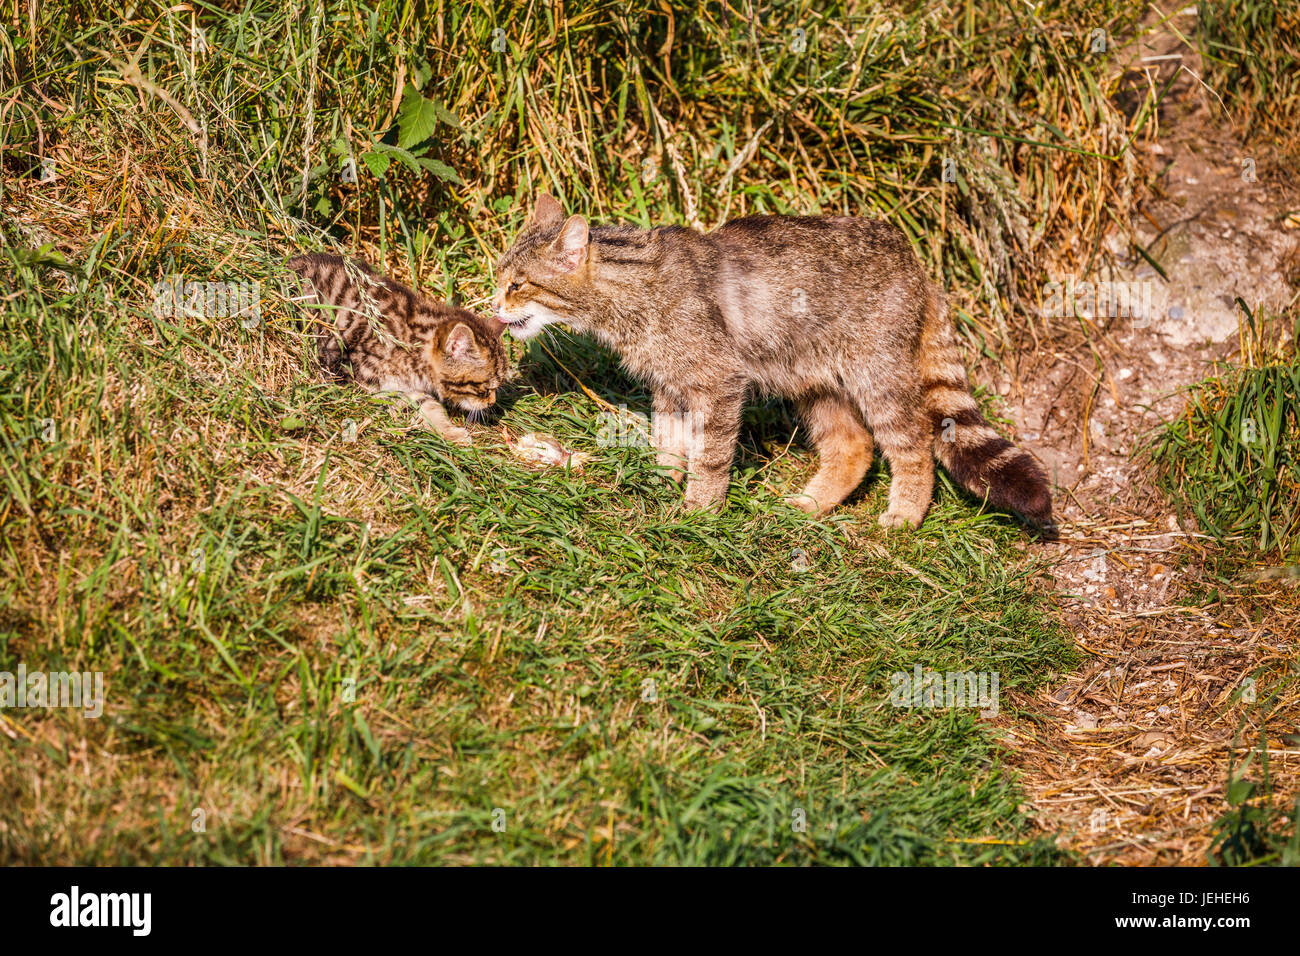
[528, 193, 564, 231]
[552, 214, 589, 271]
[444, 323, 479, 359]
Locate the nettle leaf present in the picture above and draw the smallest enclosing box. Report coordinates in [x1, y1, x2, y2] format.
[360, 150, 390, 178]
[396, 86, 441, 149]
[367, 143, 461, 185]
[416, 157, 462, 184]
[370, 142, 422, 174]
[431, 98, 460, 130]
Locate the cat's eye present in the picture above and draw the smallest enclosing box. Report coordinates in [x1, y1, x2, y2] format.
[506, 281, 521, 294]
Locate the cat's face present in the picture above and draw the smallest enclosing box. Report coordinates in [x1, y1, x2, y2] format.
[492, 194, 589, 340]
[429, 317, 508, 412]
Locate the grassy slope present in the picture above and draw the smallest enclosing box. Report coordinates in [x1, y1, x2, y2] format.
[0, 1, 1137, 863]
[1, 260, 1075, 863]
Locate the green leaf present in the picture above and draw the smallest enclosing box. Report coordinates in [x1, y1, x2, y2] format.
[396, 86, 441, 149]
[416, 157, 462, 184]
[370, 142, 422, 174]
[1227, 777, 1256, 806]
[360, 150, 390, 178]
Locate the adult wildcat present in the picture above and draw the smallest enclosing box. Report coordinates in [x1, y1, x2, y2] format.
[491, 194, 1050, 529]
[288, 253, 506, 445]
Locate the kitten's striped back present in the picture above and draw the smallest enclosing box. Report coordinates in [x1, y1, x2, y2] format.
[286, 253, 507, 410]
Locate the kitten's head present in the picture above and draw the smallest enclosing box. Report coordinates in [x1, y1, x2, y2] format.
[492, 194, 590, 340]
[428, 312, 508, 412]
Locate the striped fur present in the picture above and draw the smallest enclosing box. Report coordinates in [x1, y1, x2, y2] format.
[920, 290, 1052, 526]
[287, 254, 506, 445]
[493, 194, 1052, 530]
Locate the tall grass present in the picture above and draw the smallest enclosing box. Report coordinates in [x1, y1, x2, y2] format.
[3, 0, 1150, 342]
[1148, 313, 1300, 560]
[0, 1, 1155, 863]
[1198, 0, 1300, 157]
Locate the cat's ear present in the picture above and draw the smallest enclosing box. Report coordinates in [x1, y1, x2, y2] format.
[552, 214, 589, 271]
[528, 193, 564, 231]
[444, 323, 479, 359]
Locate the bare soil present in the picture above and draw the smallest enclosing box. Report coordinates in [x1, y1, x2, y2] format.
[986, 9, 1300, 864]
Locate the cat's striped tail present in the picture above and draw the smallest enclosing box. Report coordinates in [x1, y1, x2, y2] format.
[919, 288, 1053, 528]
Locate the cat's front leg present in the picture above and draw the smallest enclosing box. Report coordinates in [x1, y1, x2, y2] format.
[681, 386, 745, 511]
[407, 391, 471, 446]
[652, 389, 689, 483]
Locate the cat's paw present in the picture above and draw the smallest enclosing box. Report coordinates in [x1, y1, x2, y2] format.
[682, 491, 724, 512]
[439, 425, 473, 447]
[783, 494, 820, 515]
[878, 509, 922, 530]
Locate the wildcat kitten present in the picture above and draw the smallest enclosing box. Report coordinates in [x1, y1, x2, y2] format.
[492, 194, 1051, 529]
[287, 253, 506, 445]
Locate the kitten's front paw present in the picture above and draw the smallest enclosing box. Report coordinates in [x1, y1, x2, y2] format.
[439, 425, 473, 446]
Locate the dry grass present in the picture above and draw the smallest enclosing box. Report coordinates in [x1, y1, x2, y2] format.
[3, 0, 1297, 866]
[1009, 558, 1300, 865]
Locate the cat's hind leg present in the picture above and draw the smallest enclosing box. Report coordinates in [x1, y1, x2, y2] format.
[785, 393, 872, 515]
[864, 399, 934, 529]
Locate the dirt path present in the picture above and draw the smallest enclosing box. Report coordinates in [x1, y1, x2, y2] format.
[989, 9, 1299, 864]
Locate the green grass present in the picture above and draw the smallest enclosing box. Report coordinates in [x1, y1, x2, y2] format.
[0, 242, 1078, 863]
[0, 0, 1160, 864]
[1198, 0, 1300, 157]
[1147, 313, 1300, 560]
